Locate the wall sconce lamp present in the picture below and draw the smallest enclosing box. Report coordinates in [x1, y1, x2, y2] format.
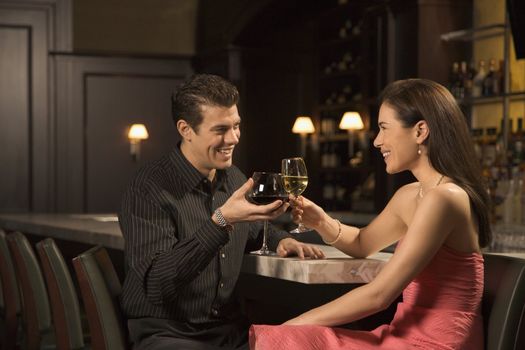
[292, 116, 315, 157]
[128, 124, 149, 161]
[339, 111, 364, 158]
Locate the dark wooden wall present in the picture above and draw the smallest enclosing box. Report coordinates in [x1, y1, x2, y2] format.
[0, 0, 193, 214]
[0, 0, 69, 213]
[1, 0, 474, 214]
[53, 54, 192, 212]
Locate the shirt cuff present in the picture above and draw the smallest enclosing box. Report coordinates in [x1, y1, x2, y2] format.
[194, 219, 231, 253]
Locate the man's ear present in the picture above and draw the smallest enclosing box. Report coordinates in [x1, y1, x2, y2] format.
[415, 120, 429, 142]
[177, 119, 194, 142]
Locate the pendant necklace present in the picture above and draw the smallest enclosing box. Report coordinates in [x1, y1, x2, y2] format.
[418, 175, 445, 199]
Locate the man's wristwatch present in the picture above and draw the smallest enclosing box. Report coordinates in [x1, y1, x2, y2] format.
[214, 208, 234, 233]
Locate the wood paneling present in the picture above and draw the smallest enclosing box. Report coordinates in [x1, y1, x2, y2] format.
[85, 74, 183, 212]
[0, 3, 57, 212]
[54, 54, 192, 213]
[0, 27, 30, 211]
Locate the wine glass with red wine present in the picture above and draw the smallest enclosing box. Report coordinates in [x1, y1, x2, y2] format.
[248, 172, 288, 255]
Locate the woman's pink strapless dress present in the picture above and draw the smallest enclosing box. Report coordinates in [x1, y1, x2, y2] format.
[250, 245, 484, 350]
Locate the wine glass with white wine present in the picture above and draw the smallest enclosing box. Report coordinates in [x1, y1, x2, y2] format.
[281, 157, 310, 233]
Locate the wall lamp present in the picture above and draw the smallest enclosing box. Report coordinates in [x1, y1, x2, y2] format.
[128, 124, 149, 161]
[339, 111, 364, 159]
[292, 116, 315, 158]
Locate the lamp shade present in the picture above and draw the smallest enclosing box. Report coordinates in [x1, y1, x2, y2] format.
[339, 112, 364, 130]
[128, 124, 149, 140]
[292, 116, 315, 134]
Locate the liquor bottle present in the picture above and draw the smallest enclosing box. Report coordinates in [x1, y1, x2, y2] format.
[491, 59, 502, 95]
[335, 175, 346, 201]
[472, 60, 486, 98]
[449, 62, 460, 98]
[496, 59, 505, 95]
[512, 117, 524, 167]
[483, 59, 496, 96]
[321, 143, 330, 168]
[465, 61, 476, 97]
[471, 128, 484, 164]
[483, 127, 498, 168]
[329, 143, 339, 167]
[496, 118, 512, 167]
[323, 174, 335, 201]
[458, 61, 467, 99]
[503, 178, 515, 224]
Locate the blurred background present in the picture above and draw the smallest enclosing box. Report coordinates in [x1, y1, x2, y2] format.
[1, 0, 524, 231]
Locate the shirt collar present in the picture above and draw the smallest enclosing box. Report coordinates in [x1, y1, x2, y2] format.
[169, 142, 228, 193]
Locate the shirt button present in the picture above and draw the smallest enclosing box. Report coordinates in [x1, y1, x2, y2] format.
[221, 253, 226, 258]
[220, 282, 224, 288]
[211, 308, 219, 316]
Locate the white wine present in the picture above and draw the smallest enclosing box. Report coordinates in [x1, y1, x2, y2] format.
[283, 176, 308, 196]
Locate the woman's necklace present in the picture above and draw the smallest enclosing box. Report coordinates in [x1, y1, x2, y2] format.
[418, 174, 445, 199]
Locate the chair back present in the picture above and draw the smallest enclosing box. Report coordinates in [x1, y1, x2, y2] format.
[0, 230, 21, 350]
[36, 238, 85, 350]
[73, 245, 127, 350]
[483, 253, 525, 350]
[7, 231, 54, 350]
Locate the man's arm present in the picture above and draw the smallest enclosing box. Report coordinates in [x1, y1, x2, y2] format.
[119, 187, 230, 305]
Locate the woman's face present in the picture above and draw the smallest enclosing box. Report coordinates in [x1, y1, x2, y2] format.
[373, 103, 420, 174]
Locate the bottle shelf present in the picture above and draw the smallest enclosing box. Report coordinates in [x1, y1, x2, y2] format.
[319, 35, 361, 48]
[440, 23, 506, 42]
[318, 133, 350, 142]
[320, 70, 361, 80]
[319, 165, 373, 173]
[318, 98, 376, 112]
[458, 91, 525, 105]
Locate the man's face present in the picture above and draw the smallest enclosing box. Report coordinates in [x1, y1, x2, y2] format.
[181, 104, 241, 176]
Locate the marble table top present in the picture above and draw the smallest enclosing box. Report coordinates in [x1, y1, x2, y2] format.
[242, 245, 391, 284]
[0, 213, 123, 250]
[0, 213, 392, 284]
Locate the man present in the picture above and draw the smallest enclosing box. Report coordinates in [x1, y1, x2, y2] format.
[119, 74, 324, 350]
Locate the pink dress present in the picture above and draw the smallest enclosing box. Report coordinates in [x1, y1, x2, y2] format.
[250, 245, 484, 350]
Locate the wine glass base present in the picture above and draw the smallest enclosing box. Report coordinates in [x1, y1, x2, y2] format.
[250, 249, 276, 256]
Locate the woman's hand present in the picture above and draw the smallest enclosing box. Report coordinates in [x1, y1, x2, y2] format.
[276, 238, 325, 259]
[219, 178, 289, 224]
[290, 195, 328, 231]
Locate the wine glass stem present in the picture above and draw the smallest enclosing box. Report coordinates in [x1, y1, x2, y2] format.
[262, 220, 269, 252]
[296, 195, 303, 226]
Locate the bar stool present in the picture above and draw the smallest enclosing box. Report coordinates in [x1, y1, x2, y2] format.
[36, 238, 88, 350]
[6, 231, 55, 350]
[0, 230, 21, 350]
[483, 253, 525, 350]
[72, 246, 128, 350]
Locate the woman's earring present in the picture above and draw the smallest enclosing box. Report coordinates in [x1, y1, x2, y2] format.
[417, 145, 422, 155]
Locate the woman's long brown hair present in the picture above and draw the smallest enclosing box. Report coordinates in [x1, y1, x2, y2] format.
[380, 79, 492, 247]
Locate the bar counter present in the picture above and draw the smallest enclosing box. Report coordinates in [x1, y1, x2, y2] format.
[0, 213, 390, 284]
[0, 213, 123, 249]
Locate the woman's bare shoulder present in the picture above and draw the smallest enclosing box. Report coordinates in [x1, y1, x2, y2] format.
[390, 182, 419, 202]
[418, 183, 470, 222]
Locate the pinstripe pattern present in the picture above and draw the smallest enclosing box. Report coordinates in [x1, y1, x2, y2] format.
[119, 144, 289, 325]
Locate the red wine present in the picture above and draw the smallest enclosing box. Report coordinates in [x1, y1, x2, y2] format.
[249, 195, 288, 205]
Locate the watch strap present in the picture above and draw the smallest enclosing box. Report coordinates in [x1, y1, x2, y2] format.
[214, 208, 233, 232]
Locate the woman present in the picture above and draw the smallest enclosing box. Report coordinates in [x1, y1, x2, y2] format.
[250, 79, 491, 350]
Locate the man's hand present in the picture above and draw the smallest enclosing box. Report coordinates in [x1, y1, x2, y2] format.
[218, 178, 289, 224]
[276, 238, 325, 259]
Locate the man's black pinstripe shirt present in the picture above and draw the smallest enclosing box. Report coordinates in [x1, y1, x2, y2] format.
[118, 144, 289, 326]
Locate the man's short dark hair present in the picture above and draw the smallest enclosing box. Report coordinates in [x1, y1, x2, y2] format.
[171, 74, 239, 132]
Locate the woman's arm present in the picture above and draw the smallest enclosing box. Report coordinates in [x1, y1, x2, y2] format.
[294, 184, 414, 258]
[285, 187, 464, 326]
